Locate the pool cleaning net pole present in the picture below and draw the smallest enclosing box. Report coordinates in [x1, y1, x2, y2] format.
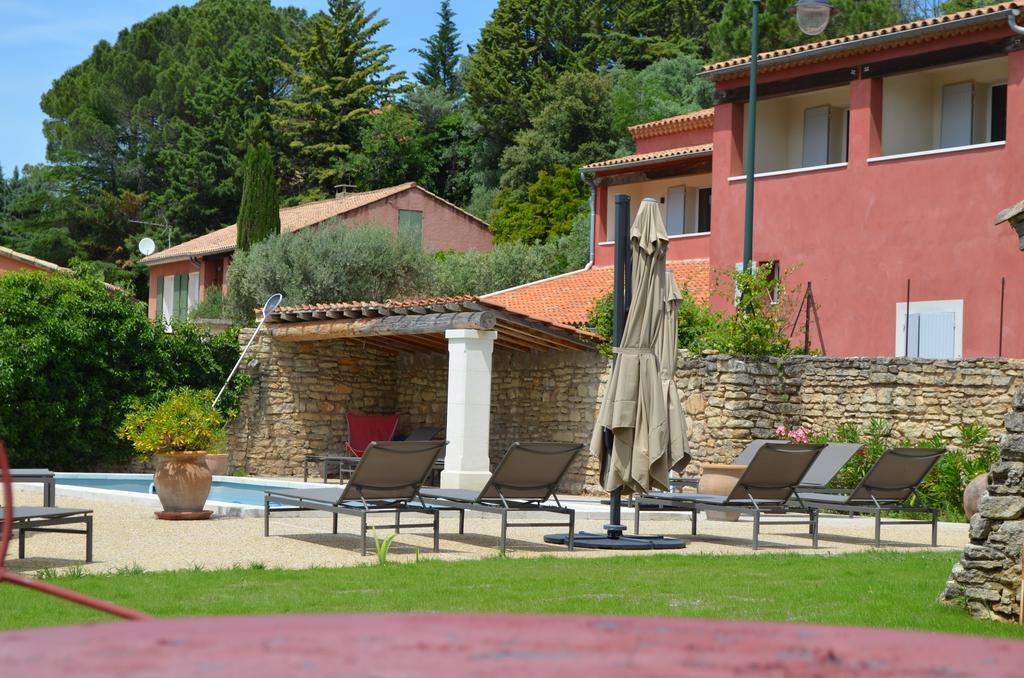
[213, 296, 280, 408]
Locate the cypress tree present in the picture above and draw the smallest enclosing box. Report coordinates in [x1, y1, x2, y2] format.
[236, 143, 281, 251]
[412, 0, 462, 96]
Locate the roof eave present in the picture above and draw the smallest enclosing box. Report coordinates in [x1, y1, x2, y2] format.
[582, 150, 712, 174]
[141, 245, 235, 267]
[703, 8, 1018, 81]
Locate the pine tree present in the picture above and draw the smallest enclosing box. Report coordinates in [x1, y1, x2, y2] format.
[236, 143, 281, 251]
[412, 0, 462, 96]
[274, 0, 407, 195]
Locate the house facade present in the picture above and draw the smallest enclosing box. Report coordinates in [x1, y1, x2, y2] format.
[140, 182, 493, 321]
[502, 3, 1024, 359]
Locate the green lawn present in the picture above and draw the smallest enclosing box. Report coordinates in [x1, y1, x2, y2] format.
[2, 552, 1023, 638]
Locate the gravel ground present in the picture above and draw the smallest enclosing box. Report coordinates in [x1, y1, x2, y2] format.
[6, 486, 967, 575]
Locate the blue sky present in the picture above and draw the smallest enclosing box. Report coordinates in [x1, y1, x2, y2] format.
[0, 0, 497, 175]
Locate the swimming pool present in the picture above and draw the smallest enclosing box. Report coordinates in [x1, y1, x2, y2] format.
[54, 473, 325, 515]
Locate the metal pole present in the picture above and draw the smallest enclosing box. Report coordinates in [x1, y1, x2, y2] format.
[999, 277, 1006, 357]
[804, 283, 812, 353]
[742, 0, 761, 272]
[213, 316, 268, 408]
[904, 279, 911, 357]
[608, 194, 632, 538]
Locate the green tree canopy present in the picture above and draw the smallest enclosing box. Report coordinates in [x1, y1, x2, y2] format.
[226, 224, 434, 321]
[497, 71, 618, 198]
[412, 0, 463, 97]
[0, 271, 238, 469]
[708, 0, 905, 62]
[489, 165, 589, 243]
[40, 0, 302, 243]
[236, 143, 282, 251]
[609, 54, 715, 152]
[274, 0, 407, 196]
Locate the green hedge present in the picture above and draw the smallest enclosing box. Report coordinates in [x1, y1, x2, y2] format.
[0, 271, 239, 469]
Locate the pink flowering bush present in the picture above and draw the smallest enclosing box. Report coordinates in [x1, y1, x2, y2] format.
[774, 425, 810, 444]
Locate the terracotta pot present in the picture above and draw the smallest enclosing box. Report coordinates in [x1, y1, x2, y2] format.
[698, 463, 746, 521]
[154, 452, 213, 513]
[205, 453, 229, 476]
[963, 473, 989, 521]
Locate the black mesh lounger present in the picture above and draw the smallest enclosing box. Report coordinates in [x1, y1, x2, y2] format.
[419, 442, 583, 552]
[798, 447, 946, 547]
[0, 506, 93, 562]
[636, 443, 825, 550]
[265, 440, 448, 555]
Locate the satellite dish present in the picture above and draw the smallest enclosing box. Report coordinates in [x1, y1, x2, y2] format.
[262, 293, 283, 316]
[138, 237, 156, 256]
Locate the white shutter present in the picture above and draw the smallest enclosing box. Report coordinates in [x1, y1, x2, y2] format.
[802, 105, 830, 167]
[918, 312, 956, 359]
[161, 275, 174, 323]
[665, 187, 685, 237]
[187, 272, 200, 316]
[940, 82, 974, 148]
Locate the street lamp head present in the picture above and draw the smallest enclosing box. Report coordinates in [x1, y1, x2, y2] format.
[788, 0, 837, 36]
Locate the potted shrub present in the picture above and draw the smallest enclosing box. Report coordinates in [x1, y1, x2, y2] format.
[119, 388, 224, 520]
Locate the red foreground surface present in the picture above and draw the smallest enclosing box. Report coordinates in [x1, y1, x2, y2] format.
[1, 612, 1022, 677]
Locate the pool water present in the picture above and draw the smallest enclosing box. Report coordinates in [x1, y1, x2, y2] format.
[55, 473, 319, 507]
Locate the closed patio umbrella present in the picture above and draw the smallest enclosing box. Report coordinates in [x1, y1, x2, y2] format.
[590, 199, 684, 495]
[659, 272, 691, 477]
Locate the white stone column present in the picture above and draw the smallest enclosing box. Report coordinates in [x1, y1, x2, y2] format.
[440, 329, 496, 490]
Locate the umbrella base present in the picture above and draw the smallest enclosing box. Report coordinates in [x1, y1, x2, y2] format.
[544, 531, 686, 550]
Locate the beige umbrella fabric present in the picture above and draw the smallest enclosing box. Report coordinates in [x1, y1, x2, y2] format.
[591, 199, 686, 494]
[659, 271, 691, 476]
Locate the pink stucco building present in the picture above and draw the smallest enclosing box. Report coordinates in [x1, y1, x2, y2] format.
[140, 182, 493, 321]
[538, 3, 1024, 359]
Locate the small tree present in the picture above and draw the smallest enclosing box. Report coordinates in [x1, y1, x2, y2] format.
[236, 143, 281, 251]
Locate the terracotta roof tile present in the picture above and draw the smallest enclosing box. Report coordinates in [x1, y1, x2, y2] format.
[141, 182, 491, 265]
[583, 144, 713, 171]
[267, 294, 602, 343]
[274, 295, 477, 314]
[628, 109, 715, 140]
[483, 261, 712, 327]
[702, 2, 1021, 77]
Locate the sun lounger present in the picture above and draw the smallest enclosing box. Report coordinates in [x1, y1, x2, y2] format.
[670, 439, 788, 489]
[266, 440, 447, 555]
[0, 506, 93, 562]
[419, 442, 583, 552]
[798, 447, 945, 547]
[636, 443, 825, 549]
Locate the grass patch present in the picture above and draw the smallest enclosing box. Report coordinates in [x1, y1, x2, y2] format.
[1, 552, 1022, 637]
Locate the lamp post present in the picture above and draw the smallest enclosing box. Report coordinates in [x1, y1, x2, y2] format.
[742, 0, 837, 272]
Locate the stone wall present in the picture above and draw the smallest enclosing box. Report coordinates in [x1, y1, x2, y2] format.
[230, 329, 1024, 494]
[941, 388, 1024, 622]
[675, 355, 1024, 471]
[489, 349, 608, 495]
[229, 330, 399, 476]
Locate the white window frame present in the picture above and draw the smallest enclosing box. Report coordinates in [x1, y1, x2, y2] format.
[895, 299, 963, 359]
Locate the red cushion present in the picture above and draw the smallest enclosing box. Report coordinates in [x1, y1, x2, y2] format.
[346, 413, 400, 457]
